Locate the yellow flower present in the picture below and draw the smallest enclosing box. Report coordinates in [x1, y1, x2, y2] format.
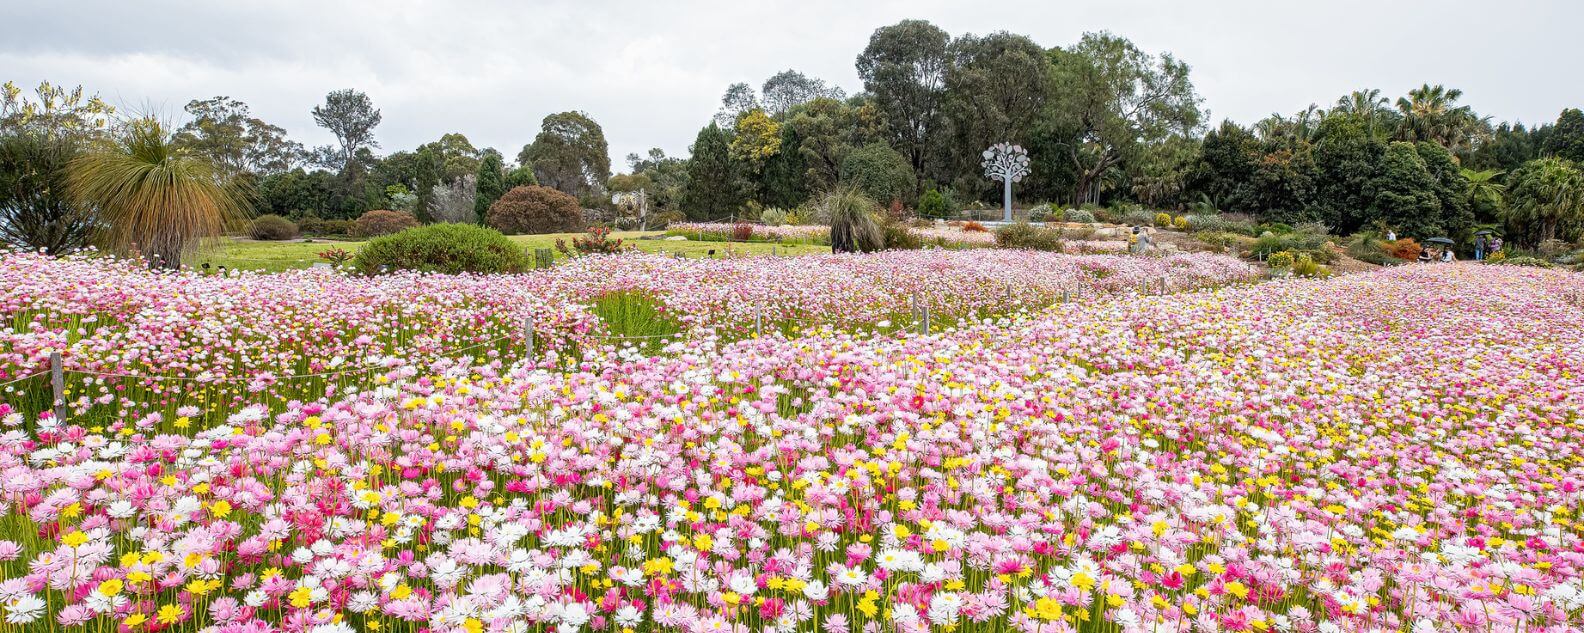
[124, 613, 147, 629]
[391, 584, 412, 600]
[98, 578, 124, 597]
[1225, 581, 1249, 600]
[209, 500, 232, 518]
[1032, 597, 1063, 621]
[643, 557, 673, 576]
[289, 585, 314, 608]
[62, 530, 88, 548]
[1071, 572, 1096, 592]
[156, 603, 184, 625]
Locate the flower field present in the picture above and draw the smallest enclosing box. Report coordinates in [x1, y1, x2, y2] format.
[0, 251, 1254, 431]
[1, 255, 1581, 632]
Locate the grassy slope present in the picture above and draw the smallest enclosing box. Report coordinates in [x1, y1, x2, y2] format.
[196, 232, 832, 272]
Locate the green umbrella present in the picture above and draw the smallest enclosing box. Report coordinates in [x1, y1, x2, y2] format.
[1473, 229, 1496, 236]
[1424, 237, 1455, 245]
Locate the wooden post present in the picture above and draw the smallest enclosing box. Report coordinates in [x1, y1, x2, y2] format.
[755, 309, 763, 338]
[50, 352, 65, 422]
[1062, 289, 1071, 304]
[523, 315, 536, 361]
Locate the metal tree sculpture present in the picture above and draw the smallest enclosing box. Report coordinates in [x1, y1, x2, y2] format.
[982, 143, 1030, 222]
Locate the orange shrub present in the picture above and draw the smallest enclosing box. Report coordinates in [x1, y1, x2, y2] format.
[1385, 238, 1422, 261]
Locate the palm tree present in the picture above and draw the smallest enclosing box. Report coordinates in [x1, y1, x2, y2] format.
[1504, 158, 1584, 244]
[1394, 84, 1488, 156]
[1333, 88, 1390, 137]
[1462, 168, 1505, 221]
[68, 117, 246, 267]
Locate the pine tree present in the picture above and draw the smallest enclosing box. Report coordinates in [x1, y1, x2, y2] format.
[474, 153, 507, 220]
[680, 123, 747, 220]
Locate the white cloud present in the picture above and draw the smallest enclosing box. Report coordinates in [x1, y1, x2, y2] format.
[4, 0, 1580, 170]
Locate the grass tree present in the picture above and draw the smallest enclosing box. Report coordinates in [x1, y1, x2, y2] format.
[68, 117, 246, 267]
[825, 187, 883, 253]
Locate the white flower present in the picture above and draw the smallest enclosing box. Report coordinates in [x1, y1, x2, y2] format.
[802, 580, 829, 601]
[614, 605, 643, 627]
[348, 591, 378, 613]
[557, 601, 590, 626]
[3, 595, 44, 623]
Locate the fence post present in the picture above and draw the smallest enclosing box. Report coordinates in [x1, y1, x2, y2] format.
[915, 293, 930, 335]
[1062, 289, 1071, 304]
[755, 309, 763, 338]
[50, 352, 65, 422]
[1159, 277, 1167, 295]
[523, 315, 536, 362]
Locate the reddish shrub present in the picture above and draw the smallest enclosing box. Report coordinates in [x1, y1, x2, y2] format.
[962, 221, 988, 233]
[351, 210, 420, 238]
[486, 186, 585, 235]
[1385, 238, 1422, 260]
[732, 223, 754, 241]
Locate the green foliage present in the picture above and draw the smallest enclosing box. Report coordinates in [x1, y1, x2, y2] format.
[839, 142, 914, 206]
[855, 19, 951, 191]
[298, 216, 351, 237]
[1343, 232, 1395, 266]
[1047, 32, 1202, 206]
[248, 214, 298, 240]
[1266, 250, 1295, 268]
[1251, 228, 1332, 262]
[67, 117, 247, 267]
[505, 165, 537, 188]
[311, 89, 381, 174]
[681, 123, 748, 220]
[1504, 157, 1584, 244]
[473, 152, 507, 219]
[1153, 212, 1173, 227]
[824, 188, 884, 253]
[1547, 108, 1584, 164]
[881, 221, 922, 250]
[994, 222, 1064, 251]
[0, 129, 93, 254]
[757, 124, 810, 209]
[351, 210, 420, 238]
[555, 226, 629, 257]
[353, 223, 528, 275]
[174, 96, 303, 178]
[485, 185, 584, 235]
[1064, 208, 1096, 223]
[728, 109, 781, 165]
[590, 290, 683, 348]
[1290, 253, 1330, 278]
[519, 111, 611, 199]
[917, 189, 951, 219]
[941, 32, 1050, 179]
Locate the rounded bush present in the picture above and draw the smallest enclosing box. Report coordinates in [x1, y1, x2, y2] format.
[994, 222, 1063, 251]
[249, 214, 298, 240]
[1064, 208, 1096, 223]
[486, 185, 585, 235]
[354, 223, 529, 275]
[352, 210, 420, 238]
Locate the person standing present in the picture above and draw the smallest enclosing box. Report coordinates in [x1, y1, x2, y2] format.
[1474, 235, 1486, 261]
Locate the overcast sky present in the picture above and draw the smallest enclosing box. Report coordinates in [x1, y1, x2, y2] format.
[4, 0, 1580, 170]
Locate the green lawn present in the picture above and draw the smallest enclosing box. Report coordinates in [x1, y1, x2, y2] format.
[195, 232, 832, 272]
